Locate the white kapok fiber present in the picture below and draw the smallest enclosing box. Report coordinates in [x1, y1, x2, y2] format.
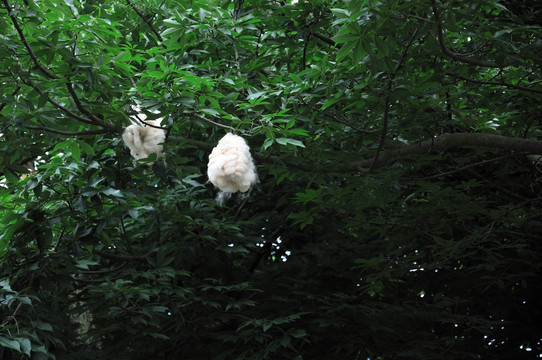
[207, 133, 258, 196]
[122, 119, 166, 162]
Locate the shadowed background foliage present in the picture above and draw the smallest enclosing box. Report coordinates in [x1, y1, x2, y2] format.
[1, 0, 541, 359]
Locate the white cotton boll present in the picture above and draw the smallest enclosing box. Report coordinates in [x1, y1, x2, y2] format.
[122, 119, 166, 163]
[207, 133, 258, 198]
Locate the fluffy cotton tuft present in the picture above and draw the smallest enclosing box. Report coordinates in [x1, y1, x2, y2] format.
[122, 119, 166, 162]
[207, 133, 257, 196]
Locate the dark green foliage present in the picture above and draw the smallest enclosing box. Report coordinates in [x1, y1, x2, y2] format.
[1, 0, 541, 359]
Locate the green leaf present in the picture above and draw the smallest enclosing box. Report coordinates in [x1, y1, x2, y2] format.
[262, 138, 274, 151]
[321, 97, 341, 110]
[289, 329, 307, 338]
[0, 336, 21, 352]
[336, 40, 357, 62]
[78, 140, 95, 157]
[3, 168, 18, 183]
[34, 321, 53, 332]
[101, 188, 123, 197]
[17, 338, 32, 356]
[71, 141, 81, 161]
[276, 138, 305, 148]
[332, 33, 360, 44]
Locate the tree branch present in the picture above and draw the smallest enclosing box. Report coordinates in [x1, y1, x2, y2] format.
[306, 103, 380, 133]
[168, 135, 284, 166]
[370, 29, 418, 171]
[92, 249, 152, 262]
[449, 73, 542, 94]
[431, 0, 514, 68]
[80, 262, 127, 275]
[126, 0, 164, 43]
[312, 32, 337, 47]
[65, 82, 110, 128]
[402, 153, 523, 180]
[188, 113, 235, 132]
[2, 0, 60, 79]
[132, 113, 167, 129]
[24, 125, 108, 136]
[345, 133, 542, 173]
[14, 72, 107, 127]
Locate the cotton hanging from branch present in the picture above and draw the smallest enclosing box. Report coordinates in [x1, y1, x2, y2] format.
[122, 107, 166, 163]
[207, 133, 258, 201]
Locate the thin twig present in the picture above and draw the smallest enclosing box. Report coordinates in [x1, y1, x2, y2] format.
[132, 113, 168, 130]
[188, 112, 234, 132]
[24, 125, 108, 136]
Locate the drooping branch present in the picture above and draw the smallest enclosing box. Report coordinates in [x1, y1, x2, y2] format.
[2, 0, 60, 79]
[431, 0, 515, 68]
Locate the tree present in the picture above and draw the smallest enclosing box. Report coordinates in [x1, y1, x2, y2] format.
[1, 0, 541, 358]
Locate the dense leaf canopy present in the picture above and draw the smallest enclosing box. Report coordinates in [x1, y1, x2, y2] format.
[1, 0, 542, 359]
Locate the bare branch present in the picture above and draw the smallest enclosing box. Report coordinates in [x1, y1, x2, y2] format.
[2, 0, 60, 79]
